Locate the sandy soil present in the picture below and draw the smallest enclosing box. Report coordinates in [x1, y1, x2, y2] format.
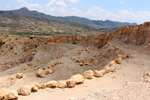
[0, 41, 150, 100]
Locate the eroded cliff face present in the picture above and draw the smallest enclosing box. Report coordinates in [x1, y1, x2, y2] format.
[110, 22, 150, 45]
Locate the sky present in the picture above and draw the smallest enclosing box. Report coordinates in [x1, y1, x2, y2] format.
[0, 0, 150, 24]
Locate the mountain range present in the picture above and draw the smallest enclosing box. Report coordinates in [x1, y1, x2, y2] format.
[11, 7, 137, 28]
[0, 7, 137, 36]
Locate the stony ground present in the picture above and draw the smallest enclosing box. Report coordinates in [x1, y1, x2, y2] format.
[0, 38, 150, 100]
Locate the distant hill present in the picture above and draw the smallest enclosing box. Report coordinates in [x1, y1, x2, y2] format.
[10, 7, 137, 28]
[0, 7, 137, 36]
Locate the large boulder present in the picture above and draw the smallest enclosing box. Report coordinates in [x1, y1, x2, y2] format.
[46, 80, 57, 88]
[83, 70, 94, 79]
[17, 85, 31, 96]
[6, 90, 18, 100]
[93, 70, 104, 77]
[57, 81, 67, 88]
[37, 69, 46, 78]
[71, 74, 84, 84]
[0, 89, 6, 100]
[66, 79, 76, 88]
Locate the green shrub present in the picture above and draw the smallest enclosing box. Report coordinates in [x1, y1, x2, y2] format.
[0, 41, 5, 47]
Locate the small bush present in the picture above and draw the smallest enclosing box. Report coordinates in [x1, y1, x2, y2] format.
[72, 42, 77, 45]
[0, 41, 5, 47]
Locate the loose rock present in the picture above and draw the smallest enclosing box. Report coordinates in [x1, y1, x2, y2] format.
[66, 79, 76, 88]
[46, 80, 57, 88]
[16, 73, 24, 79]
[115, 58, 122, 64]
[6, 90, 18, 100]
[41, 84, 46, 89]
[57, 80, 67, 88]
[37, 69, 46, 78]
[71, 74, 84, 84]
[104, 66, 111, 73]
[93, 70, 103, 77]
[83, 70, 94, 79]
[45, 68, 55, 75]
[31, 86, 38, 92]
[17, 85, 31, 96]
[34, 83, 41, 89]
[109, 61, 116, 66]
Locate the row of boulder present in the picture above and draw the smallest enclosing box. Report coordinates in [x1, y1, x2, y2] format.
[0, 54, 129, 100]
[36, 61, 63, 78]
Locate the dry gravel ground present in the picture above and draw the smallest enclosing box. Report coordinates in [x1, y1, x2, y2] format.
[0, 41, 150, 100]
[75, 82, 150, 100]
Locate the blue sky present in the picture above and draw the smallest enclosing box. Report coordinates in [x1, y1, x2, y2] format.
[0, 0, 150, 24]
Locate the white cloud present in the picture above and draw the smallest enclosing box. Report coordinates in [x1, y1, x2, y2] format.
[11, 0, 150, 24]
[120, 1, 125, 4]
[17, 0, 42, 10]
[44, 0, 78, 15]
[17, 0, 27, 4]
[66, 0, 78, 3]
[48, 6, 150, 24]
